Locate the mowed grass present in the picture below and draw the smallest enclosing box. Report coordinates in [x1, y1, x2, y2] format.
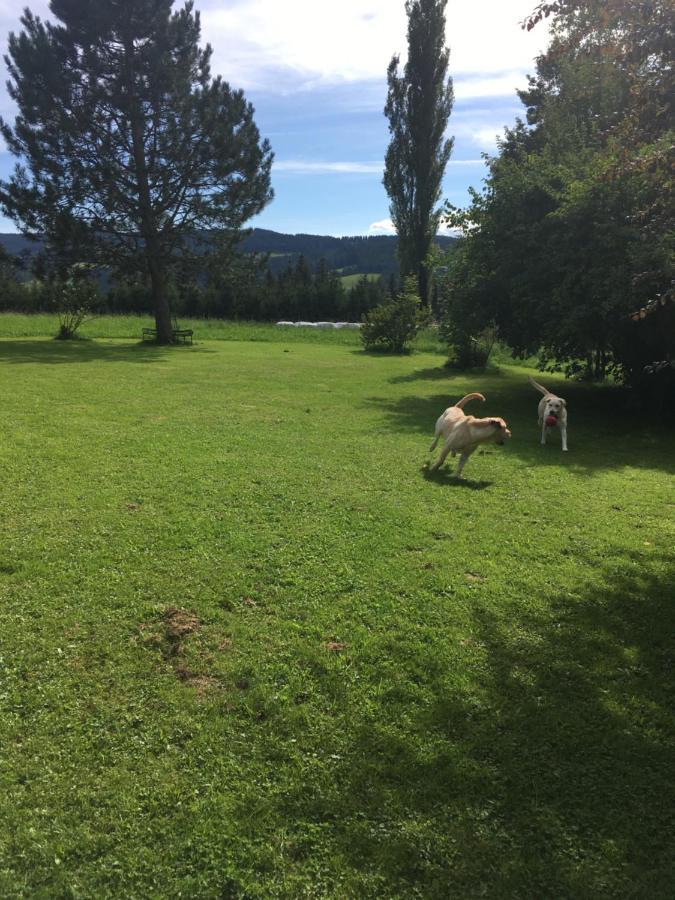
[0, 312, 363, 345]
[339, 272, 381, 288]
[0, 311, 447, 352]
[0, 328, 674, 898]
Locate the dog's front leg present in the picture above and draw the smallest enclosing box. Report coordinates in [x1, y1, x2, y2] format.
[430, 438, 454, 471]
[540, 417, 548, 446]
[454, 447, 476, 478]
[560, 420, 568, 451]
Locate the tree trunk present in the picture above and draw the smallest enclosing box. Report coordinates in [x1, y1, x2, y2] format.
[415, 221, 430, 306]
[418, 261, 429, 307]
[147, 239, 173, 344]
[123, 34, 173, 345]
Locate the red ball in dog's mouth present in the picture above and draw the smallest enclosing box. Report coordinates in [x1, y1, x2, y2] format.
[545, 415, 558, 427]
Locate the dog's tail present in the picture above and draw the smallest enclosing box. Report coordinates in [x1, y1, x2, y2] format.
[528, 375, 549, 396]
[454, 392, 485, 410]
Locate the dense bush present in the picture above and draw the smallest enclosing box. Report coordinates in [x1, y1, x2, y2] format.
[361, 278, 429, 353]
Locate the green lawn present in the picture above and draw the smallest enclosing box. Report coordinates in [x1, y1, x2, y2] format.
[1, 324, 673, 898]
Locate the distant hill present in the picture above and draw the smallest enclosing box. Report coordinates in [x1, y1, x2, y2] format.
[240, 229, 457, 276]
[0, 228, 457, 279]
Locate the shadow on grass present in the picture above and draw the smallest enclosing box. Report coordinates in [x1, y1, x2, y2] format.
[0, 339, 213, 365]
[422, 464, 492, 490]
[367, 374, 675, 475]
[388, 364, 498, 384]
[351, 348, 414, 359]
[277, 551, 675, 897]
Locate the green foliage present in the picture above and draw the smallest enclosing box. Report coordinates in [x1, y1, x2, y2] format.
[384, 0, 454, 303]
[0, 244, 25, 312]
[361, 277, 429, 353]
[0, 260, 390, 324]
[52, 278, 100, 340]
[441, 0, 673, 401]
[0, 0, 273, 342]
[434, 241, 498, 368]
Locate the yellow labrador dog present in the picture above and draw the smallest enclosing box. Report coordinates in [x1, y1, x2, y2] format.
[428, 392, 511, 478]
[529, 376, 568, 451]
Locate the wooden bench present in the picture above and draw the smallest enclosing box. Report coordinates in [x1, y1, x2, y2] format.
[172, 327, 193, 344]
[142, 320, 193, 344]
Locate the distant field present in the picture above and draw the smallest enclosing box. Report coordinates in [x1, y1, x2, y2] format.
[1, 325, 673, 897]
[339, 272, 381, 288]
[0, 312, 447, 353]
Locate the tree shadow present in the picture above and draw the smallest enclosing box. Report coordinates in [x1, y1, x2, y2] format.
[0, 339, 213, 365]
[367, 375, 675, 475]
[274, 550, 675, 896]
[350, 348, 415, 359]
[389, 364, 498, 384]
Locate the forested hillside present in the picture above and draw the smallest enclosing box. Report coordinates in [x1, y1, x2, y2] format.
[0, 229, 456, 279]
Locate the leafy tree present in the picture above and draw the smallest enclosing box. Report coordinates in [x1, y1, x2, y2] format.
[524, 0, 674, 325]
[0, 0, 273, 343]
[383, 0, 453, 305]
[442, 0, 673, 388]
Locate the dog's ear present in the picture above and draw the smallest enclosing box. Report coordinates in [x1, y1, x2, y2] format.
[560, 399, 567, 407]
[490, 418, 504, 428]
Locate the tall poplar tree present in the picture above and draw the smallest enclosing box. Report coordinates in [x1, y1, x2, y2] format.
[0, 0, 273, 343]
[383, 0, 453, 305]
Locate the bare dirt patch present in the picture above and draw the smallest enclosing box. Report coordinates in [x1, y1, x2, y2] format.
[140, 607, 222, 696]
[163, 607, 202, 654]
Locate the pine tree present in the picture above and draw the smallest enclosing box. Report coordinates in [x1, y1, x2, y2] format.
[0, 0, 273, 343]
[383, 0, 453, 304]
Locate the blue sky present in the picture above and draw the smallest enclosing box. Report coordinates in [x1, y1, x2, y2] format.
[0, 0, 549, 236]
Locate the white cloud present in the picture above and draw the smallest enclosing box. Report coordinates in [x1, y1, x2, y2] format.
[199, 0, 549, 92]
[201, 1, 404, 89]
[440, 225, 464, 238]
[368, 218, 396, 235]
[275, 158, 485, 176]
[467, 126, 503, 149]
[0, 1, 549, 98]
[275, 160, 383, 175]
[368, 218, 464, 237]
[454, 71, 533, 100]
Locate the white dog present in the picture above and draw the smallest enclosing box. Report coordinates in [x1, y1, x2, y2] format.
[529, 376, 568, 451]
[428, 392, 512, 478]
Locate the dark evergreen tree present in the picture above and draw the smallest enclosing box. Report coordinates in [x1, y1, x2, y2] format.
[0, 0, 273, 343]
[344, 275, 388, 320]
[383, 0, 453, 305]
[294, 254, 312, 285]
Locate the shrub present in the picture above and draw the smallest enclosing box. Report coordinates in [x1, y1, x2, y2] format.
[360, 278, 428, 353]
[52, 278, 99, 339]
[441, 322, 498, 369]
